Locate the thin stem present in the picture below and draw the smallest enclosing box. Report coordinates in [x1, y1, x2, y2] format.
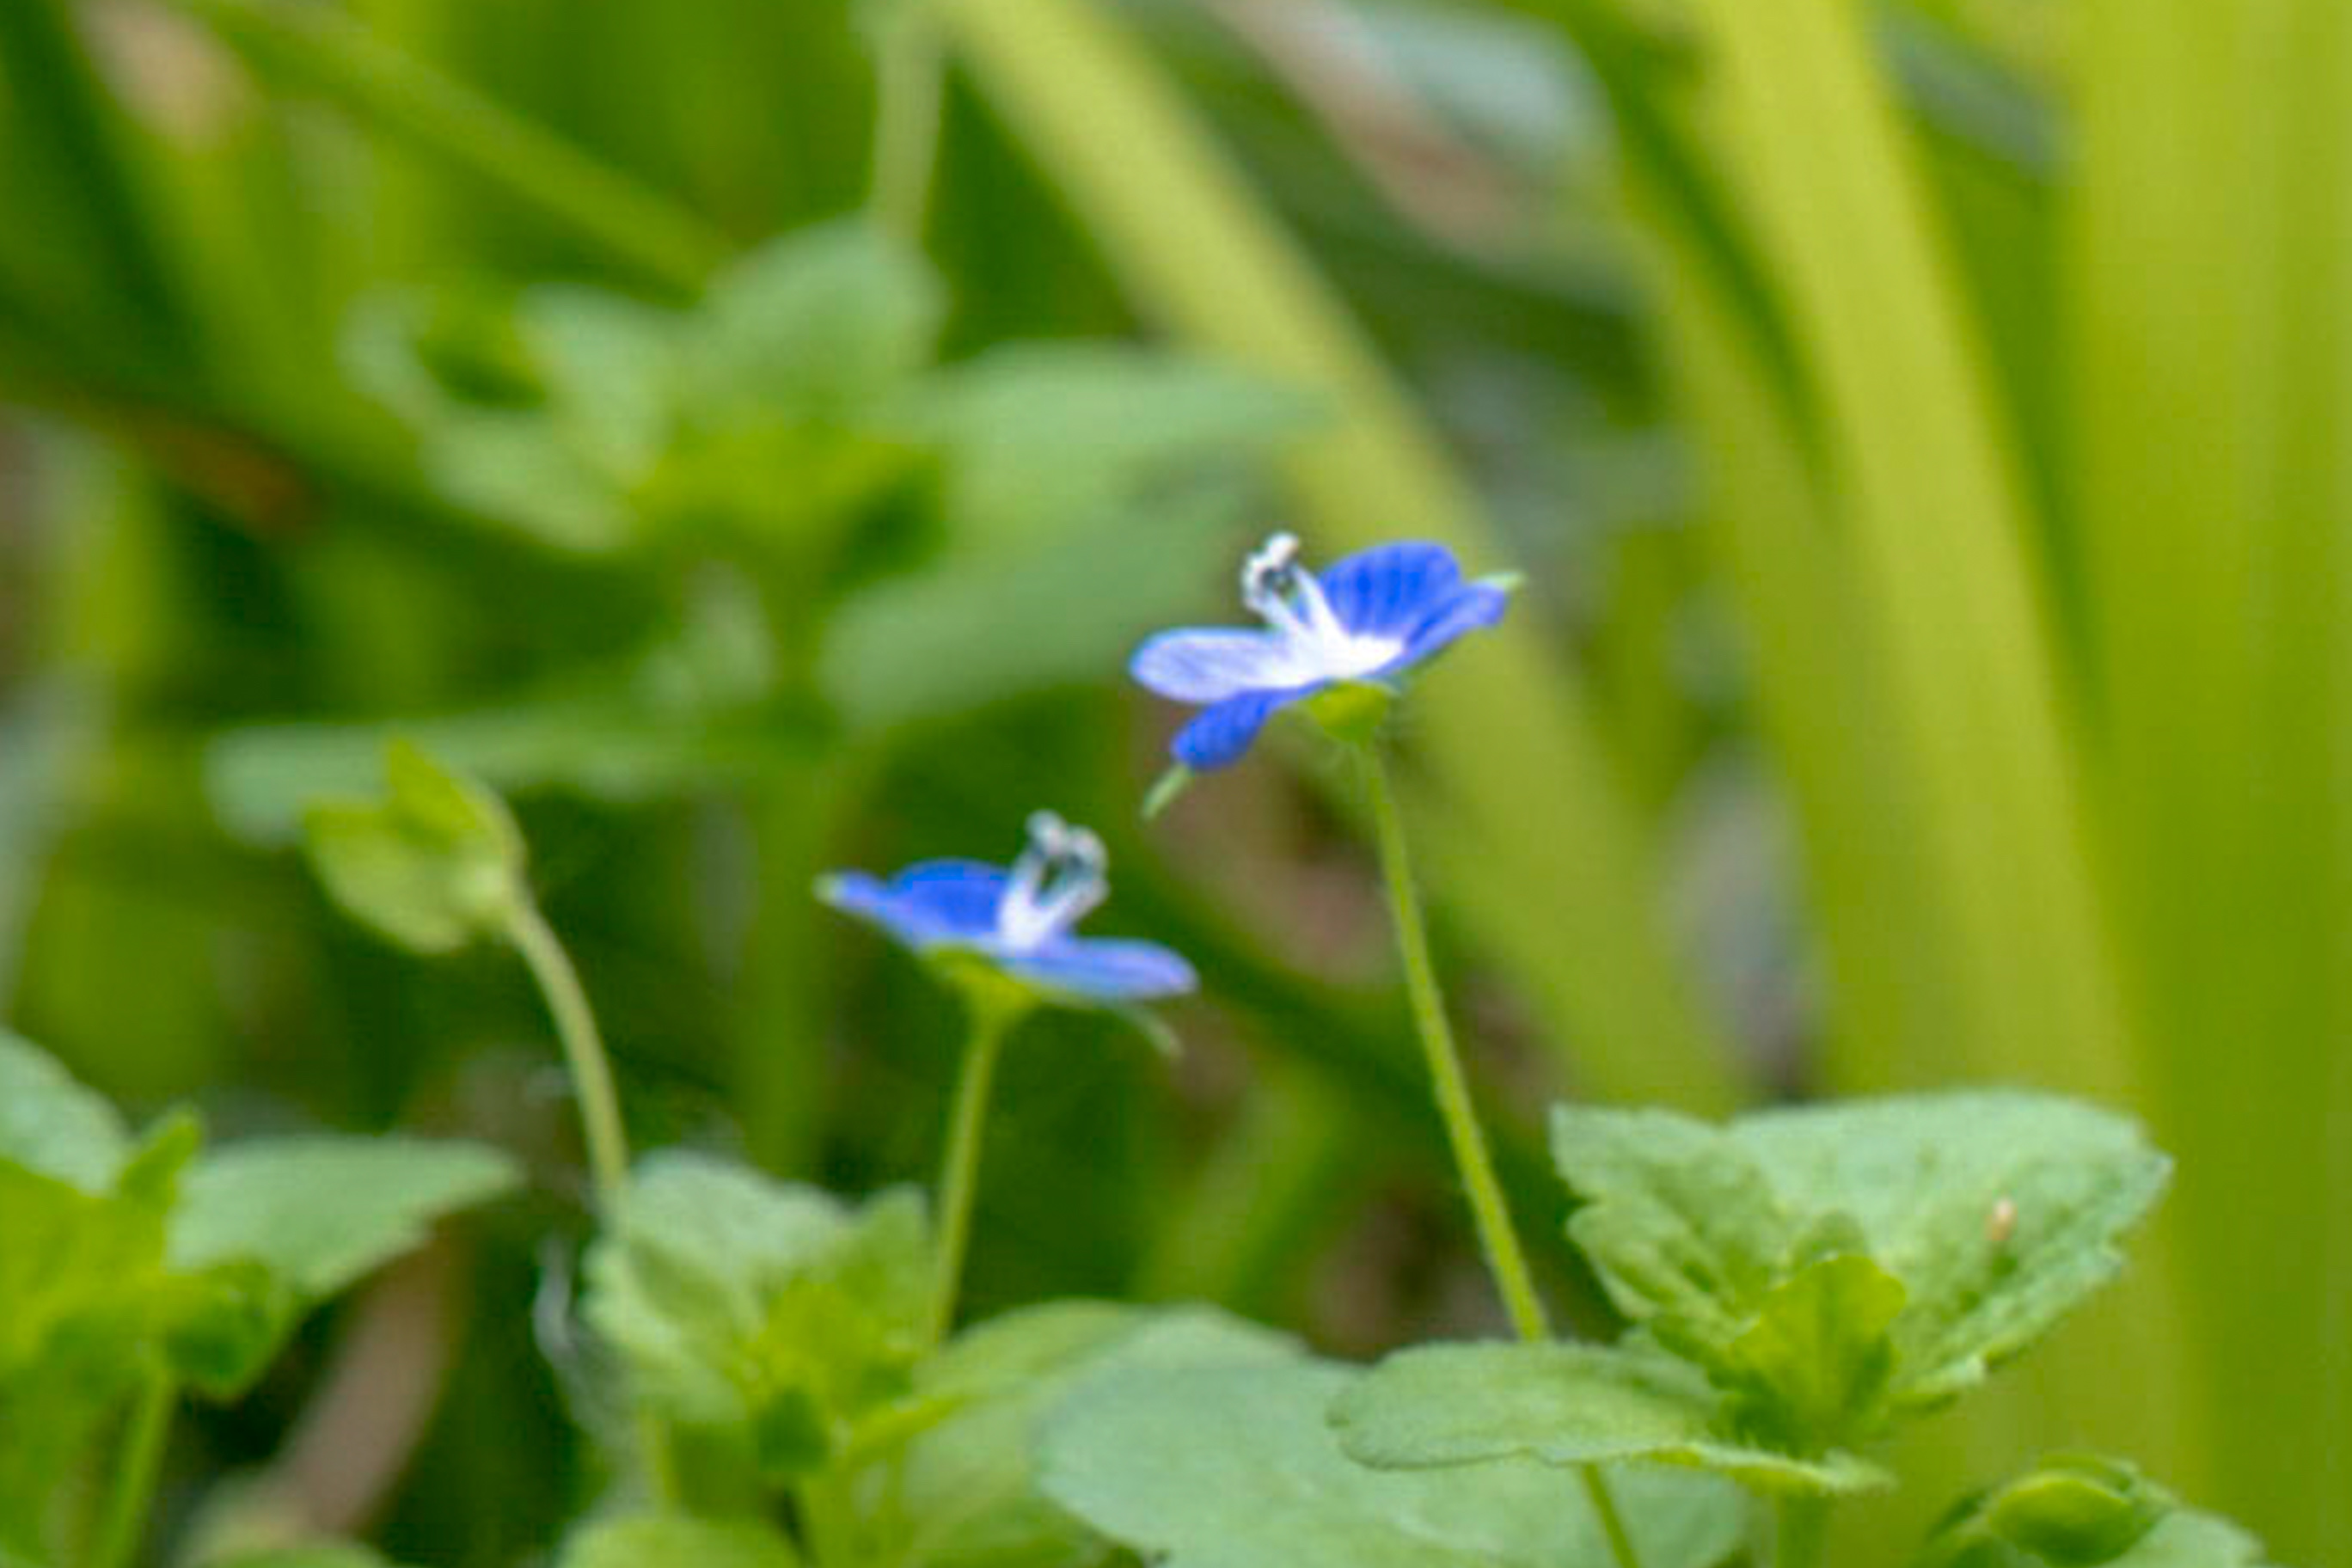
[1358, 747, 1644, 1568]
[507, 900, 633, 1214]
[1358, 747, 1548, 1338]
[869, 7, 946, 247]
[89, 1371, 173, 1568]
[927, 996, 1020, 1344]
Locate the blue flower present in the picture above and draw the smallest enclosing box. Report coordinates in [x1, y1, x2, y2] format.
[1130, 533, 1510, 769]
[818, 812, 1196, 1003]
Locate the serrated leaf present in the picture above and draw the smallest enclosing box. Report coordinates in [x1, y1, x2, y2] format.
[0, 1032, 128, 1192]
[1043, 1351, 1750, 1567]
[887, 1302, 1292, 1568]
[169, 1136, 519, 1299]
[583, 1155, 930, 1478]
[1722, 1253, 1907, 1452]
[556, 1513, 800, 1568]
[1549, 1105, 1798, 1361]
[1730, 1092, 2171, 1408]
[301, 741, 525, 954]
[1332, 1342, 1888, 1498]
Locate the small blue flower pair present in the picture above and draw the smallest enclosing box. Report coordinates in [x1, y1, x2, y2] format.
[821, 534, 1508, 1003]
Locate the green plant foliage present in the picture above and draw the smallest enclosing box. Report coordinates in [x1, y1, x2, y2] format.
[301, 741, 526, 954]
[555, 1513, 802, 1568]
[168, 1136, 520, 1299]
[0, 1029, 130, 1191]
[1329, 1341, 1890, 1496]
[1917, 1455, 2280, 1568]
[203, 1547, 418, 1568]
[582, 1154, 932, 1480]
[1039, 1349, 1748, 1566]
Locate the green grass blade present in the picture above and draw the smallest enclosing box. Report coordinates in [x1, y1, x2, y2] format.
[2073, 1, 2352, 1553]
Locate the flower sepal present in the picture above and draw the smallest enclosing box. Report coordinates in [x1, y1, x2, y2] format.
[1299, 679, 1394, 750]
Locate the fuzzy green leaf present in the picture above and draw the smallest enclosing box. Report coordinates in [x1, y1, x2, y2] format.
[888, 1302, 1291, 1568]
[556, 1513, 801, 1568]
[1043, 1351, 1749, 1565]
[0, 1032, 128, 1192]
[1731, 1092, 2171, 1407]
[169, 1136, 519, 1299]
[1549, 1105, 1797, 1362]
[1332, 1341, 1888, 1498]
[1918, 1455, 2278, 1568]
[584, 1154, 930, 1479]
[301, 740, 526, 954]
[1722, 1253, 1907, 1452]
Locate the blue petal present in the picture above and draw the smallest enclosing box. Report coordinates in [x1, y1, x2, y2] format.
[1391, 583, 1510, 670]
[819, 859, 1006, 947]
[1173, 686, 1315, 770]
[1318, 542, 1463, 640]
[1130, 627, 1298, 702]
[1007, 937, 1198, 1001]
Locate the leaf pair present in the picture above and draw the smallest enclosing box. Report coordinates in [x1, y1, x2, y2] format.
[1337, 1092, 2171, 1496]
[0, 1034, 514, 1565]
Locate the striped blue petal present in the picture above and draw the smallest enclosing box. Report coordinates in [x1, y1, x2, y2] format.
[1173, 686, 1317, 770]
[1007, 937, 1198, 1001]
[1130, 627, 1300, 703]
[1318, 542, 1464, 640]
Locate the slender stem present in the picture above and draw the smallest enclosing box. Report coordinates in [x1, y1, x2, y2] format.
[89, 1371, 173, 1568]
[507, 900, 633, 1214]
[1358, 748, 1548, 1338]
[869, 7, 946, 247]
[927, 996, 1019, 1344]
[1772, 1494, 1830, 1568]
[1358, 747, 1643, 1568]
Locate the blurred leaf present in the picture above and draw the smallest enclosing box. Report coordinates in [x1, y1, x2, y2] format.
[683, 222, 941, 419]
[820, 503, 1236, 731]
[1041, 1350, 1749, 1565]
[300, 740, 526, 953]
[1917, 1455, 2278, 1568]
[902, 344, 1315, 545]
[516, 285, 681, 480]
[556, 1514, 800, 1568]
[583, 1154, 931, 1479]
[1332, 1341, 1888, 1498]
[421, 414, 635, 553]
[203, 1548, 412, 1568]
[168, 1135, 519, 1297]
[0, 681, 103, 1012]
[0, 1032, 130, 1193]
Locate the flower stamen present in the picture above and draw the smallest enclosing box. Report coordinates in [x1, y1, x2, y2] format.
[1239, 532, 1403, 682]
[996, 811, 1108, 951]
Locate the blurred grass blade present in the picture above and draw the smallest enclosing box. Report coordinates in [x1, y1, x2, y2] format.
[2074, 0, 2352, 1554]
[928, 0, 1743, 1111]
[163, 0, 727, 293]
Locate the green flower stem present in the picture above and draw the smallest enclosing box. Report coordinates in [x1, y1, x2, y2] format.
[507, 900, 633, 1215]
[1357, 746, 1643, 1568]
[869, 4, 946, 245]
[89, 1370, 172, 1568]
[928, 993, 1023, 1344]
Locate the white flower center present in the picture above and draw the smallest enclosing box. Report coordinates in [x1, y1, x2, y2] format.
[1240, 532, 1402, 683]
[996, 811, 1107, 951]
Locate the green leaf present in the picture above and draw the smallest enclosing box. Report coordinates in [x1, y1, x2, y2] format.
[583, 1154, 930, 1479]
[1721, 1253, 1907, 1452]
[1730, 1092, 2171, 1407]
[1549, 1104, 1797, 1363]
[300, 740, 526, 953]
[1917, 1455, 2279, 1568]
[899, 344, 1314, 545]
[683, 222, 940, 419]
[169, 1136, 519, 1298]
[1042, 1351, 1749, 1566]
[202, 1547, 413, 1568]
[0, 1032, 128, 1192]
[1331, 1342, 1888, 1498]
[887, 1302, 1292, 1568]
[556, 1513, 800, 1568]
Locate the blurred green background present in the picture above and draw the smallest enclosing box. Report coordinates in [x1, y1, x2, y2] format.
[2, 0, 2345, 1561]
